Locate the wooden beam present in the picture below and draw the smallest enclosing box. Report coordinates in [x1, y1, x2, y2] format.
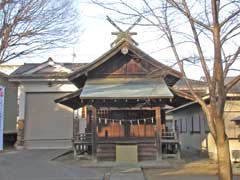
[144, 118, 146, 138]
[155, 106, 162, 160]
[98, 107, 158, 111]
[91, 106, 97, 160]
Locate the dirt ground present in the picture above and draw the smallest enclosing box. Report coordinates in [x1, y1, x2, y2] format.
[143, 159, 240, 180]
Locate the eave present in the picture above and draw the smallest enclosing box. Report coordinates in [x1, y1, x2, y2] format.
[9, 78, 69, 82]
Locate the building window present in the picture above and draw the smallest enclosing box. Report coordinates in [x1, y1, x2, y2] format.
[191, 114, 201, 134]
[179, 118, 187, 133]
[176, 119, 180, 133]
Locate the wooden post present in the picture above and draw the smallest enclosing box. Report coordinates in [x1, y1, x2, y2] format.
[155, 106, 162, 160]
[144, 119, 146, 138]
[91, 106, 97, 161]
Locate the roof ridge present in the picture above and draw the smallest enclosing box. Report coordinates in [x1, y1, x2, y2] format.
[22, 62, 87, 65]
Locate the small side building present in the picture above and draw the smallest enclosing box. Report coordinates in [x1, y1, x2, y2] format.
[9, 58, 86, 149]
[169, 83, 240, 161]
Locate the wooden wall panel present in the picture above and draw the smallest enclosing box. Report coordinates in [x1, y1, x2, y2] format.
[88, 51, 159, 78]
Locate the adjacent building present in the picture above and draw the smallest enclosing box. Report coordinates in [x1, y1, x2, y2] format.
[9, 58, 86, 149]
[0, 72, 18, 145]
[168, 79, 240, 161]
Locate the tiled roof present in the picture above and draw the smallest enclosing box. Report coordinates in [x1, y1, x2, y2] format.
[173, 78, 207, 89]
[10, 62, 88, 79]
[11, 64, 39, 75]
[174, 77, 240, 94]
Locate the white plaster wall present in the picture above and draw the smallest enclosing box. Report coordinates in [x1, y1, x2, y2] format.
[201, 133, 217, 160]
[225, 100, 240, 111]
[225, 100, 240, 161]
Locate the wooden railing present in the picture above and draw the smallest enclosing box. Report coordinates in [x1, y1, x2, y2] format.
[73, 133, 92, 143]
[162, 130, 178, 140]
[73, 130, 178, 143]
[72, 133, 93, 157]
[72, 131, 180, 159]
[161, 130, 180, 159]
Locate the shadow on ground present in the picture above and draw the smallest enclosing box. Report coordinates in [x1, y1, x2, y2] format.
[143, 158, 240, 180]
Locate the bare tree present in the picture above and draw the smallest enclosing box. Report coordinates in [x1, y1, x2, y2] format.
[91, 0, 240, 179]
[0, 0, 79, 63]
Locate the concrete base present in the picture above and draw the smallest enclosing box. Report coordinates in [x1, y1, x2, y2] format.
[74, 160, 171, 169]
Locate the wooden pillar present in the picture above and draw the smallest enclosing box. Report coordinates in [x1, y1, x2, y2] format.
[155, 106, 162, 160]
[91, 106, 97, 161]
[144, 119, 147, 138]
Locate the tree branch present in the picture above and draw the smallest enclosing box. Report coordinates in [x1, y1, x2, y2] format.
[220, 9, 240, 27]
[181, 0, 212, 88]
[0, 0, 79, 63]
[224, 47, 240, 77]
[166, 0, 213, 31]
